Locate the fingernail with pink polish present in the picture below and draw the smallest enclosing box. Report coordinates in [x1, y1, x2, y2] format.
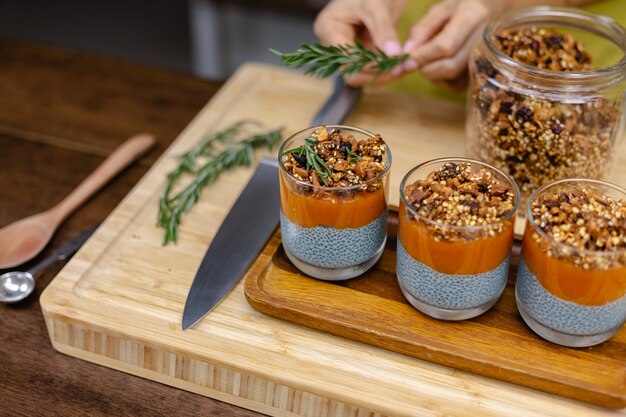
[383, 40, 402, 56]
[403, 59, 418, 72]
[391, 66, 403, 76]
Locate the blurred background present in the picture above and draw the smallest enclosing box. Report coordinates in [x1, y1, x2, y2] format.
[0, 0, 326, 80]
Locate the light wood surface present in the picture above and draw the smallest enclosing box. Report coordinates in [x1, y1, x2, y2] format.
[245, 212, 625, 408]
[41, 63, 626, 417]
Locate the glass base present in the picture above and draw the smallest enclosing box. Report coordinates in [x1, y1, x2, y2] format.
[399, 282, 502, 321]
[516, 291, 621, 348]
[283, 238, 386, 281]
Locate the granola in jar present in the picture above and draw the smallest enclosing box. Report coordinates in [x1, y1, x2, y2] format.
[467, 8, 626, 201]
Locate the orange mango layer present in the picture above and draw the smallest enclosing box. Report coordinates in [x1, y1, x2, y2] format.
[279, 173, 387, 229]
[522, 223, 626, 306]
[398, 202, 514, 275]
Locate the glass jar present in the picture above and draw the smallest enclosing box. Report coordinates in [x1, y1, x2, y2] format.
[466, 7, 626, 202]
[516, 179, 626, 347]
[278, 125, 391, 281]
[397, 158, 520, 320]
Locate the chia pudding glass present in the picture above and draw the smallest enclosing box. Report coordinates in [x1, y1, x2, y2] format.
[278, 125, 391, 281]
[397, 158, 520, 320]
[516, 179, 626, 347]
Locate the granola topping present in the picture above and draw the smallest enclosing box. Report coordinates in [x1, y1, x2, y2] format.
[470, 27, 620, 199]
[404, 162, 515, 241]
[530, 187, 626, 270]
[282, 126, 387, 191]
[494, 27, 592, 71]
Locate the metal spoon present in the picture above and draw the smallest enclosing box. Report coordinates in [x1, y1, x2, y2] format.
[0, 224, 98, 303]
[0, 133, 154, 269]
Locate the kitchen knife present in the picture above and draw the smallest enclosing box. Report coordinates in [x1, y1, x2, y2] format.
[182, 77, 361, 330]
[311, 77, 362, 126]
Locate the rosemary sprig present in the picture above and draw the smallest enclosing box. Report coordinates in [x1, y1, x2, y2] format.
[270, 39, 408, 80]
[281, 136, 333, 185]
[346, 148, 361, 163]
[159, 122, 282, 245]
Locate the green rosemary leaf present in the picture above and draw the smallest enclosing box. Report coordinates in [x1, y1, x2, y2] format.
[271, 40, 408, 80]
[159, 122, 283, 245]
[346, 148, 361, 163]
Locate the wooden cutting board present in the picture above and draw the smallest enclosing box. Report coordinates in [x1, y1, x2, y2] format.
[41, 63, 626, 417]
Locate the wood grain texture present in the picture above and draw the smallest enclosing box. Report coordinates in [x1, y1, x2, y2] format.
[0, 39, 263, 417]
[244, 211, 626, 408]
[40, 63, 626, 417]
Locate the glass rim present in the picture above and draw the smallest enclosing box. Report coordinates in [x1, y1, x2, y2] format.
[278, 124, 392, 192]
[400, 157, 521, 231]
[483, 6, 626, 84]
[526, 178, 626, 257]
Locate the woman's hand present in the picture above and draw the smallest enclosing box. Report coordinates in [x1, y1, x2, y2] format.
[402, 0, 501, 91]
[313, 0, 407, 86]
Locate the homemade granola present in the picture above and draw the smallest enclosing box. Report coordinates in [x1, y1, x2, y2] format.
[281, 126, 387, 191]
[530, 187, 626, 269]
[470, 27, 621, 198]
[404, 162, 515, 241]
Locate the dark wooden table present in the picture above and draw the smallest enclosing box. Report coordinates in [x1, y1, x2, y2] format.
[0, 38, 264, 417]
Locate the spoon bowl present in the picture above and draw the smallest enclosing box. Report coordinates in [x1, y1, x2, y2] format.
[0, 271, 35, 303]
[0, 133, 154, 269]
[0, 213, 53, 269]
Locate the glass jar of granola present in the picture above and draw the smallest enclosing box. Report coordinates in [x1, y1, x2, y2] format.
[279, 125, 391, 280]
[466, 7, 626, 202]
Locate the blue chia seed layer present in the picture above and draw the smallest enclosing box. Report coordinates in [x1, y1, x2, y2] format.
[516, 256, 626, 336]
[280, 210, 387, 269]
[396, 241, 509, 310]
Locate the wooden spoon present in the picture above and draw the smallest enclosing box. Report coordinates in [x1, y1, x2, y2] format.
[0, 133, 155, 269]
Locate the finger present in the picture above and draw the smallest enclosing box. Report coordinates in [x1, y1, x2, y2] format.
[404, 1, 453, 52]
[344, 69, 404, 87]
[313, 7, 356, 46]
[431, 74, 469, 92]
[359, 0, 402, 55]
[419, 30, 478, 81]
[401, 1, 453, 72]
[410, 1, 488, 67]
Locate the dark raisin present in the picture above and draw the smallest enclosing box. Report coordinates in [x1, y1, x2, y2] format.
[550, 124, 563, 135]
[499, 101, 514, 115]
[516, 107, 534, 123]
[560, 192, 570, 203]
[544, 199, 560, 208]
[292, 153, 306, 168]
[439, 162, 460, 179]
[545, 35, 563, 49]
[475, 58, 497, 77]
[530, 40, 540, 51]
[498, 128, 509, 136]
[477, 183, 490, 194]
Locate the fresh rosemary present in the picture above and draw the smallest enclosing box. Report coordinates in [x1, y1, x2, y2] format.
[270, 40, 408, 80]
[281, 136, 333, 186]
[159, 121, 282, 245]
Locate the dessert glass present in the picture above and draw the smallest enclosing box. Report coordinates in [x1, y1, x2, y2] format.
[397, 158, 520, 320]
[516, 179, 626, 347]
[466, 7, 626, 202]
[278, 125, 391, 280]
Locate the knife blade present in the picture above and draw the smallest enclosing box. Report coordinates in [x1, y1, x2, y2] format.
[182, 157, 280, 330]
[311, 77, 362, 126]
[182, 76, 361, 330]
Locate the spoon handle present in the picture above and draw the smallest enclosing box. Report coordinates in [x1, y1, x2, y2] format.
[50, 133, 156, 224]
[27, 224, 99, 276]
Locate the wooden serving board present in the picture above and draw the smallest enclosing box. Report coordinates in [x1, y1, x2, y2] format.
[245, 211, 626, 408]
[41, 63, 626, 417]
